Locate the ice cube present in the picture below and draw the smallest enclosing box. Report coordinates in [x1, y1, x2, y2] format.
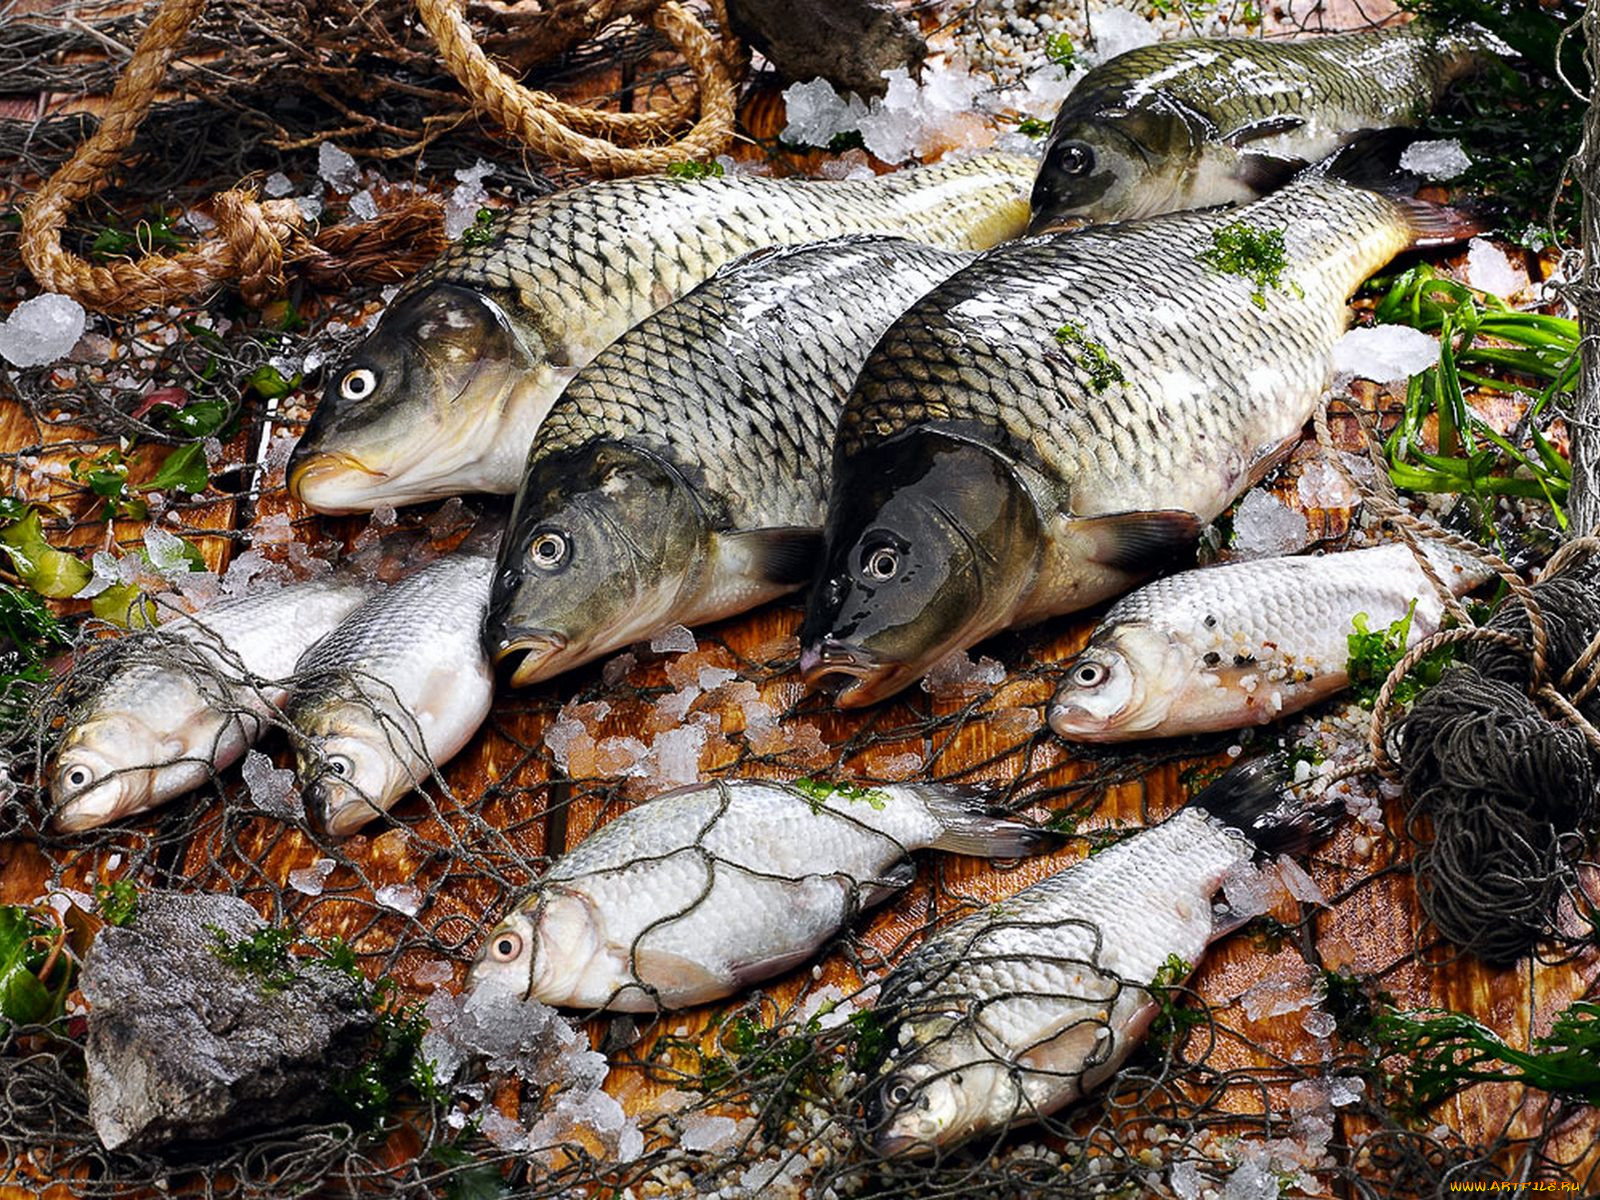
[348, 189, 380, 222]
[1398, 138, 1470, 182]
[1276, 854, 1325, 904]
[1088, 8, 1157, 64]
[680, 1113, 739, 1152]
[650, 624, 698, 654]
[1230, 490, 1309, 560]
[1331, 324, 1439, 385]
[1170, 1160, 1203, 1200]
[652, 724, 705, 785]
[376, 882, 423, 916]
[1328, 1075, 1365, 1107]
[1295, 459, 1359, 510]
[1466, 237, 1527, 299]
[1223, 1157, 1279, 1200]
[242, 749, 301, 819]
[317, 142, 361, 189]
[0, 293, 88, 369]
[288, 856, 336, 896]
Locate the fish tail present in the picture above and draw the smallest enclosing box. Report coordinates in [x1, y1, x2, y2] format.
[911, 785, 1063, 858]
[1187, 755, 1342, 858]
[1322, 130, 1488, 248]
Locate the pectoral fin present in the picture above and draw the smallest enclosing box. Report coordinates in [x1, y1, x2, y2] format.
[1223, 114, 1306, 147]
[715, 526, 823, 587]
[1075, 510, 1204, 574]
[1235, 152, 1308, 195]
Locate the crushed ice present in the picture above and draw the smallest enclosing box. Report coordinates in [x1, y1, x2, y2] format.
[1230, 490, 1309, 559]
[0, 294, 88, 369]
[446, 159, 496, 239]
[375, 882, 423, 916]
[1466, 237, 1527, 299]
[1331, 324, 1438, 384]
[1398, 138, 1470, 181]
[241, 749, 302, 820]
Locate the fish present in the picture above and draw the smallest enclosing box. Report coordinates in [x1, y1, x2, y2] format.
[50, 577, 376, 833]
[467, 778, 1056, 1012]
[868, 755, 1335, 1157]
[487, 236, 974, 686]
[287, 155, 1036, 514]
[1048, 539, 1491, 741]
[286, 549, 495, 836]
[1030, 24, 1499, 230]
[799, 144, 1479, 707]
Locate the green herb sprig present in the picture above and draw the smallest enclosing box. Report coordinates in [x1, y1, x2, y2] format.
[1054, 321, 1126, 391]
[1200, 222, 1301, 309]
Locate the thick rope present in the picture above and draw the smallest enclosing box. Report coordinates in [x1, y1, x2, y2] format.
[418, 0, 739, 176]
[18, 0, 305, 313]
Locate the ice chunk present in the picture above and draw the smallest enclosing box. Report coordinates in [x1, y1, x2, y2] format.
[1241, 973, 1316, 1021]
[376, 882, 423, 916]
[1223, 1157, 1279, 1200]
[921, 648, 1005, 697]
[1296, 459, 1359, 510]
[698, 665, 738, 691]
[1329, 1075, 1365, 1107]
[1221, 860, 1276, 921]
[1332, 325, 1439, 384]
[680, 1113, 740, 1152]
[1301, 1007, 1337, 1039]
[1466, 237, 1527, 299]
[252, 511, 295, 547]
[1276, 854, 1325, 904]
[1170, 1160, 1204, 1200]
[144, 531, 194, 582]
[780, 77, 865, 147]
[445, 159, 496, 239]
[424, 496, 473, 539]
[348, 189, 380, 221]
[0, 293, 88, 368]
[264, 171, 294, 198]
[413, 959, 455, 988]
[650, 624, 698, 654]
[596, 735, 649, 776]
[652, 723, 705, 785]
[317, 142, 360, 189]
[288, 856, 336, 896]
[601, 653, 637, 687]
[264, 430, 299, 473]
[1088, 8, 1157, 64]
[1230, 490, 1309, 559]
[1398, 138, 1470, 181]
[295, 193, 324, 222]
[242, 750, 301, 819]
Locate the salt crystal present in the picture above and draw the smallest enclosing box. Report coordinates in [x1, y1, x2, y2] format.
[1295, 460, 1359, 510]
[0, 294, 87, 369]
[1466, 237, 1527, 299]
[1230, 490, 1309, 559]
[601, 653, 637, 687]
[288, 856, 336, 896]
[317, 141, 361, 189]
[652, 724, 706, 785]
[445, 159, 497, 239]
[1331, 324, 1439, 385]
[242, 749, 301, 819]
[650, 624, 698, 654]
[376, 882, 423, 916]
[264, 171, 294, 198]
[295, 193, 324, 221]
[1170, 1160, 1204, 1200]
[1276, 854, 1325, 904]
[680, 1113, 740, 1152]
[347, 189, 379, 221]
[1087, 8, 1157, 64]
[1223, 1157, 1279, 1200]
[1329, 1075, 1365, 1107]
[1398, 138, 1470, 181]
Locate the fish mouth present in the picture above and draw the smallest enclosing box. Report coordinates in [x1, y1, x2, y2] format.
[1027, 214, 1090, 236]
[495, 629, 570, 688]
[1046, 699, 1101, 740]
[799, 639, 910, 709]
[872, 1131, 935, 1159]
[288, 452, 388, 514]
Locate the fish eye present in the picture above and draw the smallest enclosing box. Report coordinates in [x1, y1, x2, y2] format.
[64, 765, 92, 789]
[885, 1078, 913, 1108]
[339, 368, 378, 401]
[1070, 660, 1108, 688]
[528, 530, 571, 572]
[326, 753, 355, 778]
[1056, 141, 1095, 176]
[861, 543, 900, 582]
[488, 930, 523, 962]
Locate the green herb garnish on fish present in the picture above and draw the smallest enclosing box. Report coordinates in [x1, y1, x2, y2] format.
[1347, 600, 1451, 708]
[1053, 321, 1126, 391]
[793, 777, 889, 811]
[1200, 222, 1301, 309]
[666, 160, 725, 180]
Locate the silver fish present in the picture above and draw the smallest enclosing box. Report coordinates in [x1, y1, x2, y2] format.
[51, 577, 376, 832]
[468, 778, 1055, 1012]
[287, 155, 1035, 513]
[487, 236, 973, 686]
[1031, 25, 1498, 229]
[869, 756, 1330, 1156]
[800, 147, 1479, 706]
[1049, 540, 1490, 741]
[286, 551, 495, 836]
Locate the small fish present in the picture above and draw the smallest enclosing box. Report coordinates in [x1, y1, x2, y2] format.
[487, 236, 973, 686]
[800, 143, 1479, 706]
[868, 756, 1334, 1157]
[1049, 540, 1490, 741]
[287, 156, 1035, 513]
[468, 778, 1056, 1012]
[287, 550, 495, 836]
[50, 577, 376, 832]
[1030, 25, 1498, 229]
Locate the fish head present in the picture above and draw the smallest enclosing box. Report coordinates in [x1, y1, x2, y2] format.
[50, 691, 223, 831]
[870, 1051, 1017, 1158]
[288, 284, 535, 512]
[467, 908, 540, 998]
[488, 442, 710, 687]
[468, 890, 604, 1007]
[1029, 101, 1205, 230]
[1047, 623, 1188, 740]
[801, 431, 1041, 707]
[295, 699, 407, 836]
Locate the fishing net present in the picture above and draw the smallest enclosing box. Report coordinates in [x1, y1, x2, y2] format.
[2, 0, 1598, 1194]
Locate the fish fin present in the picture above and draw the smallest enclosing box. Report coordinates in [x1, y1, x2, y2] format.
[1186, 753, 1343, 858]
[725, 944, 823, 989]
[1075, 510, 1204, 574]
[1320, 129, 1488, 247]
[717, 526, 823, 587]
[631, 947, 732, 1007]
[910, 784, 1064, 858]
[1223, 115, 1306, 148]
[1241, 433, 1302, 492]
[1234, 152, 1308, 196]
[858, 858, 918, 908]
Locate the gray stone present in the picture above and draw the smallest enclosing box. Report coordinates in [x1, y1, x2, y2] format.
[80, 891, 374, 1152]
[725, 0, 925, 96]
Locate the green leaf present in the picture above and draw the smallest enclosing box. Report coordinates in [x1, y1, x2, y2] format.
[0, 906, 69, 1027]
[444, 1163, 512, 1200]
[95, 881, 139, 927]
[244, 366, 297, 401]
[147, 442, 210, 495]
[162, 397, 231, 439]
[91, 583, 158, 629]
[0, 512, 91, 598]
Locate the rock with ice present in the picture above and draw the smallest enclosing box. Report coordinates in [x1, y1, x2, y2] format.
[0, 293, 87, 369]
[1087, 8, 1157, 64]
[446, 159, 496, 240]
[348, 189, 380, 222]
[1230, 489, 1309, 560]
[1398, 138, 1470, 181]
[650, 624, 698, 654]
[1466, 237, 1527, 299]
[680, 1113, 740, 1153]
[317, 142, 361, 190]
[1331, 324, 1439, 384]
[241, 750, 301, 820]
[288, 857, 336, 896]
[375, 883, 423, 916]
